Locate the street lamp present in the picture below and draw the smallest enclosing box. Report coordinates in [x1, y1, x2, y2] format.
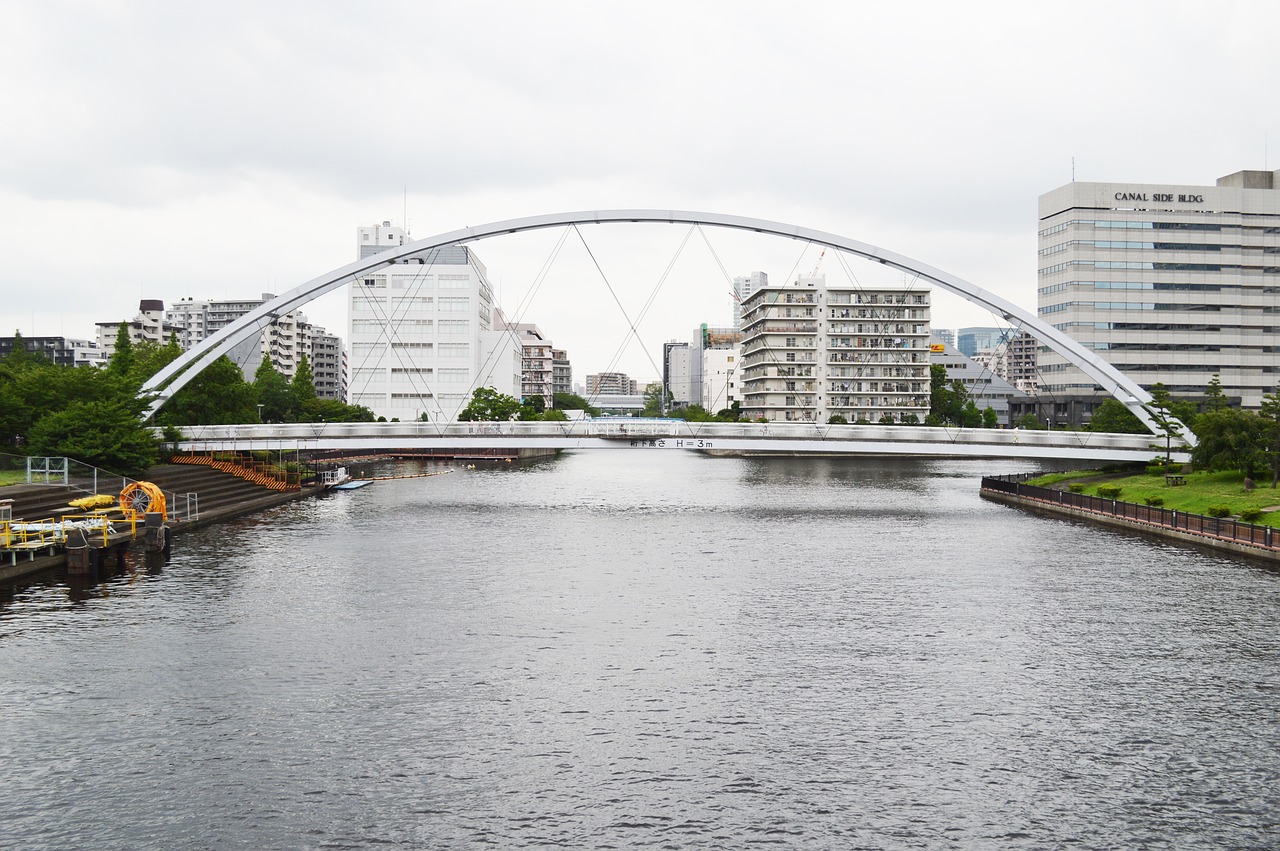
[256, 404, 264, 423]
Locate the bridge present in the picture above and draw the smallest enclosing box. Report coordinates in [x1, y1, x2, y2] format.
[141, 209, 1196, 445]
[170, 421, 1190, 463]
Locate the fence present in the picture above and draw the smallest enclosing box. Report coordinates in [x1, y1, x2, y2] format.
[168, 452, 301, 491]
[981, 473, 1278, 551]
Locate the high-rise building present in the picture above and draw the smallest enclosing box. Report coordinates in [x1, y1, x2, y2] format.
[741, 275, 931, 423]
[495, 315, 555, 407]
[663, 341, 694, 407]
[551, 349, 572, 399]
[957, 326, 1011, 358]
[586, 372, 638, 395]
[347, 223, 519, 421]
[95, 300, 182, 353]
[1038, 169, 1280, 410]
[732, 272, 767, 331]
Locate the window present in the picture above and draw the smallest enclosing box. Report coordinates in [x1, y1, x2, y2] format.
[439, 297, 470, 312]
[438, 343, 469, 358]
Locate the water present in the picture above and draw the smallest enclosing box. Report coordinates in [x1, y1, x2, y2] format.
[1, 452, 1277, 849]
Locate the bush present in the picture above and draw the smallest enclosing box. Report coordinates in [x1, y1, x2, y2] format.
[1206, 505, 1232, 518]
[1068, 484, 1085, 493]
[1146, 465, 1165, 476]
[1144, 496, 1165, 507]
[1166, 464, 1183, 474]
[1097, 485, 1123, 499]
[1239, 507, 1263, 523]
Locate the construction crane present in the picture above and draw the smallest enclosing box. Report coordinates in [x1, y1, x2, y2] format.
[810, 247, 826, 278]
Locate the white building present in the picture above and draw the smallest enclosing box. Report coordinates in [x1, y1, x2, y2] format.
[347, 222, 519, 421]
[741, 275, 931, 423]
[700, 345, 741, 413]
[732, 271, 767, 331]
[1038, 168, 1280, 410]
[495, 315, 555, 407]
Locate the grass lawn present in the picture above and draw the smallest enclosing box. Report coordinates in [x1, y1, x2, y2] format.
[0, 470, 28, 487]
[1027, 468, 1280, 525]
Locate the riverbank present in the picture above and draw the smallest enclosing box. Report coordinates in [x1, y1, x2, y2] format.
[981, 475, 1280, 565]
[0, 465, 324, 582]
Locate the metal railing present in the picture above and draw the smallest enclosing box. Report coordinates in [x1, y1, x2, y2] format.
[981, 473, 1277, 551]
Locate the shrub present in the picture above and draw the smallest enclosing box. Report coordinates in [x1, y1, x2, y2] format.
[1206, 505, 1232, 518]
[1068, 484, 1085, 493]
[1239, 507, 1263, 523]
[1097, 485, 1123, 499]
[1144, 497, 1165, 507]
[1146, 465, 1165, 476]
[1166, 464, 1183, 474]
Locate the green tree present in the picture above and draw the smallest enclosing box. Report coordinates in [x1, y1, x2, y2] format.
[1088, 399, 1146, 434]
[162, 355, 257, 425]
[292, 353, 318, 413]
[715, 401, 744, 422]
[640, 382, 664, 417]
[107, 322, 135, 379]
[828, 413, 848, 425]
[1204, 375, 1229, 412]
[982, 406, 999, 429]
[253, 358, 294, 422]
[1259, 386, 1280, 488]
[553, 392, 600, 416]
[960, 399, 983, 428]
[1145, 383, 1186, 469]
[27, 398, 158, 476]
[1191, 407, 1265, 478]
[459, 387, 522, 421]
[1015, 412, 1047, 430]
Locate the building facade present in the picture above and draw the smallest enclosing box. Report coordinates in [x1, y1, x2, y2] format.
[931, 343, 1027, 425]
[586, 372, 638, 396]
[732, 271, 768, 331]
[495, 316, 555, 407]
[347, 223, 519, 420]
[1038, 169, 1280, 412]
[740, 275, 931, 423]
[0, 336, 107, 368]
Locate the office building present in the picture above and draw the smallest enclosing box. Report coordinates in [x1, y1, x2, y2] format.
[957, 326, 1010, 358]
[931, 342, 1027, 425]
[347, 222, 519, 420]
[740, 275, 931, 423]
[1038, 168, 1280, 412]
[663, 341, 694, 407]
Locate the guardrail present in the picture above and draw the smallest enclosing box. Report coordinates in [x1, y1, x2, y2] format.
[165, 420, 1186, 455]
[981, 473, 1277, 551]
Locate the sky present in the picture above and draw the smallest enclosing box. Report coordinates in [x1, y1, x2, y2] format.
[2, 0, 1277, 384]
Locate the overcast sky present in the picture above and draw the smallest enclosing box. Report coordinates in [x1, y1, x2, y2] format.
[2, 0, 1276, 382]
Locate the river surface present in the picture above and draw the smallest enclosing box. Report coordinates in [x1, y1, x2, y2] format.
[1, 452, 1277, 849]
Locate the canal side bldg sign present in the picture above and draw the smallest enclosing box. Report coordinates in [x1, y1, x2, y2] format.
[1114, 191, 1205, 203]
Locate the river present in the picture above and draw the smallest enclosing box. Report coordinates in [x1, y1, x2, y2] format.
[1, 452, 1277, 849]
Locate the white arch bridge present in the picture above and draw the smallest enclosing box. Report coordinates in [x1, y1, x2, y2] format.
[170, 421, 1190, 464]
[141, 209, 1194, 444]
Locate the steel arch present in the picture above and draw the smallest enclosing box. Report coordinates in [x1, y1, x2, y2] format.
[140, 209, 1188, 441]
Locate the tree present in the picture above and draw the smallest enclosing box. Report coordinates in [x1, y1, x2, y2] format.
[1088, 399, 1146, 434]
[292, 353, 318, 412]
[828, 413, 848, 425]
[982, 406, 999, 429]
[1145, 383, 1185, 469]
[161, 355, 257, 425]
[1204, 375, 1229, 413]
[960, 399, 983, 428]
[1191, 408, 1266, 478]
[27, 399, 158, 476]
[553, 392, 600, 416]
[640, 382, 664, 417]
[1015, 412, 1047, 430]
[107, 322, 135, 379]
[1259, 386, 1280, 488]
[458, 387, 522, 421]
[253, 358, 294, 422]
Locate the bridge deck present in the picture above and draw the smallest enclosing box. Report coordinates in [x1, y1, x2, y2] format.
[169, 421, 1189, 463]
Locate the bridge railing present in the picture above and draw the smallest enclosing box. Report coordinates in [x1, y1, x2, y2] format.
[165, 420, 1184, 455]
[982, 474, 1276, 551]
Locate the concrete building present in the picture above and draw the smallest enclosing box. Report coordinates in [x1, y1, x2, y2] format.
[0, 336, 107, 368]
[586, 372, 638, 396]
[496, 315, 555, 407]
[1038, 168, 1280, 414]
[162, 295, 345, 397]
[347, 222, 519, 421]
[551, 349, 572, 398]
[96, 300, 183, 353]
[931, 342, 1027, 425]
[700, 345, 741, 413]
[740, 275, 931, 423]
[663, 341, 694, 407]
[732, 271, 768, 331]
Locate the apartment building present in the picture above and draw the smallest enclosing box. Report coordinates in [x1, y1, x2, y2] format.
[740, 275, 931, 423]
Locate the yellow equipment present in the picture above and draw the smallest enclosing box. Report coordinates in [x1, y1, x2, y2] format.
[119, 482, 167, 520]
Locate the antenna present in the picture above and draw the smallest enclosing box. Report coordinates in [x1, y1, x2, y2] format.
[403, 186, 408, 234]
[1072, 156, 1076, 182]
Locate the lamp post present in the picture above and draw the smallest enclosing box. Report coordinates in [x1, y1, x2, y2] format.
[257, 404, 264, 423]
